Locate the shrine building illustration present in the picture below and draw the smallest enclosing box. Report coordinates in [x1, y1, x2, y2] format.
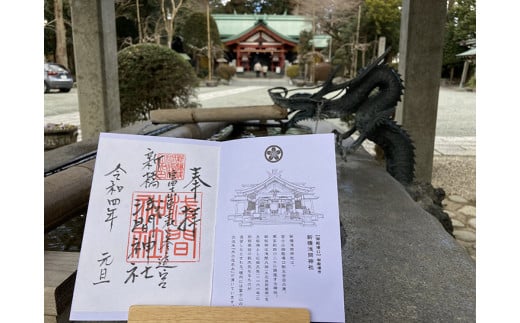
[228, 170, 323, 226]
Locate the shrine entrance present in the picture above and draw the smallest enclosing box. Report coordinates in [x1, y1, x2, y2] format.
[223, 20, 298, 73]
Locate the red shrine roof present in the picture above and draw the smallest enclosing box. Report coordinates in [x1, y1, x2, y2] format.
[222, 19, 298, 47]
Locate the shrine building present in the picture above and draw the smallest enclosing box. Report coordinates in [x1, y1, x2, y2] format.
[228, 171, 322, 226]
[212, 13, 331, 73]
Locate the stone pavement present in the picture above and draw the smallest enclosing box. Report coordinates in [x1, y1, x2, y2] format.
[431, 153, 476, 260]
[443, 193, 476, 260]
[44, 77, 476, 261]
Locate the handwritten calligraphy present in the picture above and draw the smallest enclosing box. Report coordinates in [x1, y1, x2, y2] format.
[141, 148, 161, 189]
[183, 167, 211, 199]
[104, 163, 127, 231]
[93, 252, 113, 285]
[91, 144, 213, 291]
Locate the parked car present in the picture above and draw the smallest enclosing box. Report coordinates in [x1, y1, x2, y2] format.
[44, 62, 74, 93]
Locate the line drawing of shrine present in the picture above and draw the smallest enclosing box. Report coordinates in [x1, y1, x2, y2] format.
[227, 170, 323, 226]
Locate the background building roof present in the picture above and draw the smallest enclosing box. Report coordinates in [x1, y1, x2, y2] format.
[212, 13, 330, 49]
[456, 47, 476, 57]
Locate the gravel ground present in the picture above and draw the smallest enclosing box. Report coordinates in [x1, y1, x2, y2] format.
[431, 156, 476, 202]
[360, 138, 476, 202]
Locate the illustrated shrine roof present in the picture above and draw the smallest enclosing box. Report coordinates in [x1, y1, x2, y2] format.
[235, 172, 315, 196]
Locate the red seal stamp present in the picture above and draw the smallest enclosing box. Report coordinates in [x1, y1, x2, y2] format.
[127, 191, 202, 263]
[155, 153, 186, 180]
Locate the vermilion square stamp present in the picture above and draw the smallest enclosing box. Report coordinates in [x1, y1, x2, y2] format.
[155, 153, 186, 180]
[127, 192, 202, 263]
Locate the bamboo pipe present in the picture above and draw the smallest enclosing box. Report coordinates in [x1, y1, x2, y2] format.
[150, 105, 287, 124]
[44, 159, 95, 232]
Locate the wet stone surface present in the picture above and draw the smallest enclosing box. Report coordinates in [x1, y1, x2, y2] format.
[44, 214, 86, 251]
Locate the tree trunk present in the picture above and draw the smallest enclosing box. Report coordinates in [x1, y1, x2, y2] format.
[136, 0, 143, 43]
[161, 0, 182, 48]
[54, 0, 68, 68]
[448, 0, 455, 10]
[207, 1, 212, 81]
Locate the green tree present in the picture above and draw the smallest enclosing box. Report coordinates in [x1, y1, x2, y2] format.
[176, 10, 222, 76]
[44, 0, 57, 59]
[44, 0, 74, 70]
[297, 30, 314, 56]
[327, 0, 400, 76]
[118, 43, 199, 126]
[450, 0, 476, 41]
[442, 0, 476, 81]
[363, 0, 401, 58]
[297, 30, 315, 81]
[115, 0, 161, 43]
[255, 0, 294, 14]
[208, 0, 228, 12]
[176, 11, 221, 52]
[115, 0, 186, 47]
[212, 0, 295, 14]
[211, 0, 253, 13]
[331, 46, 350, 77]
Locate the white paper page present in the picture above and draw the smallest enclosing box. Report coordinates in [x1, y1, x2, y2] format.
[211, 133, 345, 323]
[70, 133, 221, 321]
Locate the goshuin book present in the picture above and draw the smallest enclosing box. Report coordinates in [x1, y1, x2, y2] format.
[70, 132, 345, 322]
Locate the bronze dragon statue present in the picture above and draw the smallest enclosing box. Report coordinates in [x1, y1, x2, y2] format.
[269, 49, 455, 234]
[268, 48, 415, 186]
